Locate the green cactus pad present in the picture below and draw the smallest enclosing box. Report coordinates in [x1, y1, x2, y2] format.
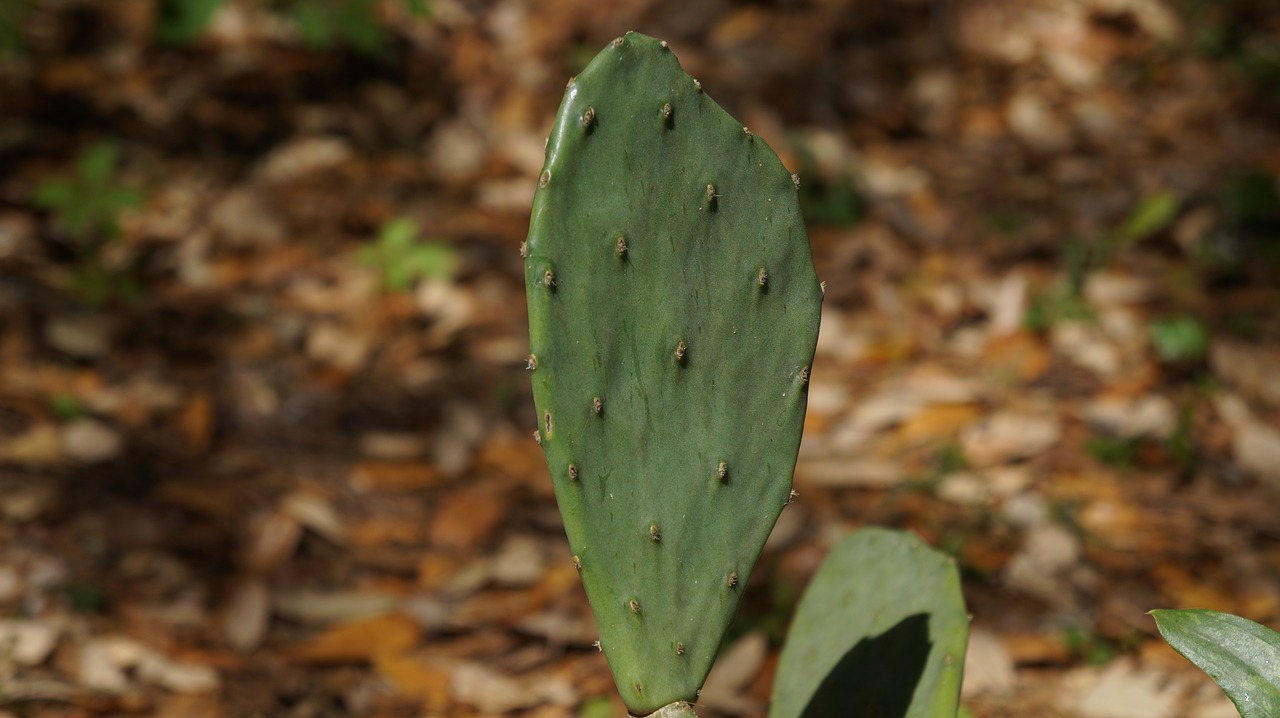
[525, 32, 822, 715]
[770, 529, 969, 718]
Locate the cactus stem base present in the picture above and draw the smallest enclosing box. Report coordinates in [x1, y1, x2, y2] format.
[637, 702, 699, 718]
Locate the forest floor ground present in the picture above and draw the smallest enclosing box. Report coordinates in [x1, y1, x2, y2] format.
[2, 1, 1280, 716]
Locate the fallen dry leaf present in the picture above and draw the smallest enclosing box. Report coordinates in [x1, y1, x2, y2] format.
[273, 590, 402, 625]
[256, 136, 352, 185]
[982, 331, 1052, 382]
[0, 424, 62, 467]
[358, 431, 428, 460]
[962, 410, 1061, 467]
[44, 313, 114, 358]
[280, 491, 347, 546]
[1053, 321, 1122, 377]
[135, 651, 220, 694]
[60, 418, 123, 463]
[177, 391, 214, 454]
[798, 457, 906, 488]
[152, 692, 224, 718]
[282, 613, 419, 664]
[77, 635, 217, 695]
[1215, 394, 1280, 484]
[347, 460, 441, 492]
[450, 662, 542, 713]
[962, 628, 1016, 697]
[0, 483, 59, 522]
[78, 635, 148, 694]
[1005, 523, 1080, 609]
[515, 608, 599, 647]
[700, 632, 768, 715]
[222, 578, 269, 652]
[373, 652, 451, 711]
[1003, 631, 1074, 665]
[1069, 659, 1181, 718]
[240, 510, 302, 573]
[474, 434, 548, 487]
[892, 402, 983, 445]
[489, 534, 546, 587]
[306, 322, 372, 372]
[429, 488, 507, 550]
[0, 619, 61, 665]
[349, 517, 429, 547]
[1082, 394, 1175, 439]
[1211, 340, 1280, 409]
[155, 481, 239, 517]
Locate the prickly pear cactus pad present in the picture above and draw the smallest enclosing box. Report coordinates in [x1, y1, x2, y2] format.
[524, 32, 822, 716]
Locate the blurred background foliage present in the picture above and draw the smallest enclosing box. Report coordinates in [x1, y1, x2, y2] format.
[0, 1, 1278, 716]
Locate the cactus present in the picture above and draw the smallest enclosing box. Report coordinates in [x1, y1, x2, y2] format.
[524, 32, 822, 715]
[770, 529, 969, 718]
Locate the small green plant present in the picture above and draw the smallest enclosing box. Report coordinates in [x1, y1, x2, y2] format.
[33, 141, 145, 305]
[1222, 170, 1280, 266]
[1188, 0, 1280, 99]
[1062, 624, 1119, 666]
[1224, 171, 1279, 228]
[59, 583, 109, 614]
[1167, 401, 1197, 475]
[34, 141, 142, 242]
[578, 696, 620, 718]
[1028, 190, 1183, 333]
[1148, 315, 1210, 363]
[525, 33, 967, 718]
[1023, 285, 1094, 333]
[156, 0, 224, 45]
[156, 0, 430, 53]
[49, 393, 88, 421]
[1023, 237, 1097, 333]
[357, 217, 455, 292]
[0, 0, 32, 54]
[1151, 609, 1280, 718]
[1086, 434, 1142, 469]
[983, 209, 1031, 235]
[934, 443, 967, 475]
[280, 0, 429, 55]
[1115, 190, 1181, 246]
[788, 140, 865, 227]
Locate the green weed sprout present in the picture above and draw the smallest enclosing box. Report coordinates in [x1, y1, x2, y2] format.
[33, 141, 145, 305]
[358, 217, 455, 292]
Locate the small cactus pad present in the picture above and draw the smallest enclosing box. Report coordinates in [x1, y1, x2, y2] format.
[525, 32, 822, 715]
[770, 529, 969, 718]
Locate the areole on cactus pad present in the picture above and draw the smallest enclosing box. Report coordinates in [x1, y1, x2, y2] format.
[523, 31, 822, 715]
